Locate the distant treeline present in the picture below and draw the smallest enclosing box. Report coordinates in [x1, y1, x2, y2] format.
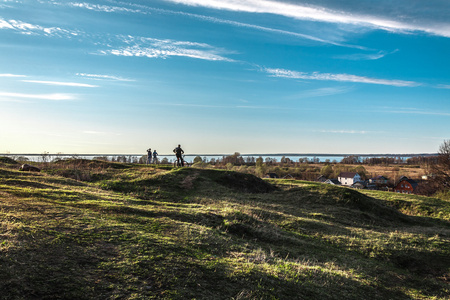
[6, 152, 437, 166]
[342, 155, 438, 165]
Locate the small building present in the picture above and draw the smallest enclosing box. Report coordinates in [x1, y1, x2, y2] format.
[394, 179, 418, 194]
[351, 181, 366, 189]
[325, 179, 341, 185]
[316, 175, 328, 183]
[369, 175, 389, 185]
[338, 172, 362, 186]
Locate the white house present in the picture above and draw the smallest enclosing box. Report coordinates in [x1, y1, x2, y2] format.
[338, 172, 362, 186]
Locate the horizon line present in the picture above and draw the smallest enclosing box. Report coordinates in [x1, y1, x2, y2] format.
[1, 153, 439, 157]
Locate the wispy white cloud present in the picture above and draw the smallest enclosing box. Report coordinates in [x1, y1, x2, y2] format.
[0, 1, 17, 9]
[68, 2, 144, 14]
[158, 6, 361, 48]
[0, 18, 81, 37]
[185, 13, 364, 49]
[1, 11, 234, 62]
[0, 73, 26, 77]
[64, 1, 363, 48]
[22, 80, 99, 88]
[164, 0, 450, 38]
[102, 36, 234, 61]
[0, 92, 75, 101]
[264, 68, 420, 87]
[0, 18, 15, 29]
[106, 46, 231, 61]
[76, 73, 135, 82]
[381, 107, 450, 117]
[335, 49, 399, 61]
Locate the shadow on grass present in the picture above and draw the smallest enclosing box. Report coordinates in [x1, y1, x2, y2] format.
[1, 179, 56, 190]
[0, 237, 118, 299]
[0, 216, 418, 300]
[47, 195, 450, 298]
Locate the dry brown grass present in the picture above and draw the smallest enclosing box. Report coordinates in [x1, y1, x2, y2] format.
[310, 163, 428, 181]
[363, 165, 427, 180]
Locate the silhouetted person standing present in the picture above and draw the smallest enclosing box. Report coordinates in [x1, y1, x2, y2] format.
[152, 150, 158, 164]
[147, 148, 152, 164]
[173, 144, 184, 166]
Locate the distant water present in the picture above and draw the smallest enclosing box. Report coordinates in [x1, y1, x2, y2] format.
[174, 155, 347, 163]
[173, 154, 415, 163]
[3, 153, 429, 163]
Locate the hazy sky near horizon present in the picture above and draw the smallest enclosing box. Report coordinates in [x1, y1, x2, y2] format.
[1, 0, 449, 155]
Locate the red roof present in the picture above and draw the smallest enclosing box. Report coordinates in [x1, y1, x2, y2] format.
[395, 179, 418, 190]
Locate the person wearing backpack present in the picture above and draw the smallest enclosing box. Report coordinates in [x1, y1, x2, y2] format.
[173, 144, 184, 166]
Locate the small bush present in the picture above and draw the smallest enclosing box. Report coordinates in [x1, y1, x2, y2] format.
[0, 157, 19, 165]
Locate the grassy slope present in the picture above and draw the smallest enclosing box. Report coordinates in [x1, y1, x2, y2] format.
[0, 159, 449, 300]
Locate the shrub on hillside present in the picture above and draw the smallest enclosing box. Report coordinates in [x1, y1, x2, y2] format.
[0, 157, 19, 165]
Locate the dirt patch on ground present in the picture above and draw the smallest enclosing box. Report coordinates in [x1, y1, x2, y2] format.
[180, 172, 199, 190]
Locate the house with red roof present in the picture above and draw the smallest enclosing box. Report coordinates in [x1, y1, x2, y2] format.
[394, 178, 418, 194]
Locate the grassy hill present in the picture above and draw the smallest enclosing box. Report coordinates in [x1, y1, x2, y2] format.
[0, 159, 449, 299]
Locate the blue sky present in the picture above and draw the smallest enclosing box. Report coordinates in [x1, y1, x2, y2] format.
[1, 0, 449, 155]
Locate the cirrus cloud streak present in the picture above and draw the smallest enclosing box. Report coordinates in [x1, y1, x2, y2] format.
[0, 73, 27, 77]
[22, 80, 99, 88]
[164, 0, 450, 37]
[0, 18, 81, 37]
[76, 73, 135, 82]
[101, 36, 234, 61]
[72, 0, 363, 48]
[0, 92, 75, 101]
[264, 68, 420, 87]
